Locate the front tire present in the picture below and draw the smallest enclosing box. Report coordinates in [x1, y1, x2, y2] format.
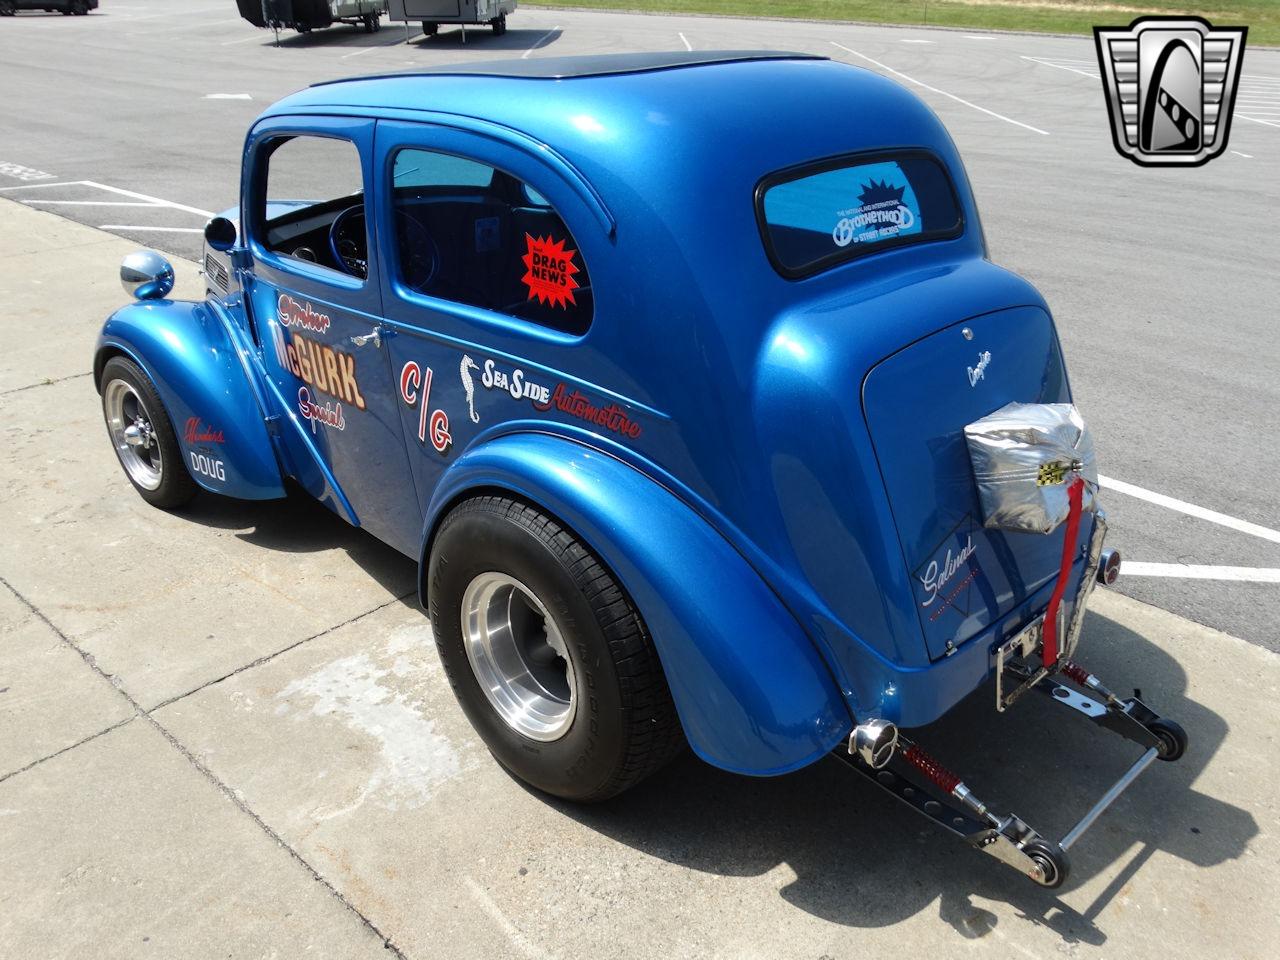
[429, 496, 684, 801]
[491, 13, 506, 35]
[100, 356, 197, 510]
[421, 21, 437, 36]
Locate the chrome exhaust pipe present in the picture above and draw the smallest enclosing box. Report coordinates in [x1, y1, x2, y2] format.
[1096, 548, 1121, 586]
[849, 718, 899, 769]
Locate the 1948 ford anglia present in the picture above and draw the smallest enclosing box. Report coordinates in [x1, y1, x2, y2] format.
[96, 52, 1186, 888]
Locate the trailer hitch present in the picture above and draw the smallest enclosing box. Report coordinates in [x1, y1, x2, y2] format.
[835, 658, 1187, 888]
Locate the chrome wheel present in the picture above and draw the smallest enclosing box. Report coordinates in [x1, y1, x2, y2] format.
[462, 572, 577, 741]
[104, 378, 163, 491]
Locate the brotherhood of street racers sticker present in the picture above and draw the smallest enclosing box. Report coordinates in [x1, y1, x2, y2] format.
[833, 164, 923, 249]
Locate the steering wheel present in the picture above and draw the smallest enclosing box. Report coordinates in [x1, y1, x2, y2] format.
[328, 205, 438, 290]
[328, 205, 367, 278]
[395, 209, 438, 292]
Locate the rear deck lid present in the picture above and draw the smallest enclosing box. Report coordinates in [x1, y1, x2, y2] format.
[862, 306, 1071, 660]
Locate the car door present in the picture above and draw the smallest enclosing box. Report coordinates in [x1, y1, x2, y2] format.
[369, 120, 608, 513]
[243, 116, 422, 557]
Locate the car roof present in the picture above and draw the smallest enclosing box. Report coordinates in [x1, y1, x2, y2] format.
[309, 50, 826, 84]
[261, 52, 970, 257]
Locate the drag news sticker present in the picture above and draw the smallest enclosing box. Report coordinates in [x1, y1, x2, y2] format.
[521, 234, 580, 308]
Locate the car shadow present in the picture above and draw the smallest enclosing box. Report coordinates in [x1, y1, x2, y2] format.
[406, 26, 563, 54]
[175, 484, 417, 599]
[536, 609, 1255, 946]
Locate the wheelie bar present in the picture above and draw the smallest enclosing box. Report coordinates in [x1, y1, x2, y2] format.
[834, 659, 1188, 888]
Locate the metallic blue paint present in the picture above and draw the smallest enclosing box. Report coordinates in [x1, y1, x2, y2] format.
[96, 299, 284, 501]
[96, 56, 1104, 774]
[421, 432, 853, 775]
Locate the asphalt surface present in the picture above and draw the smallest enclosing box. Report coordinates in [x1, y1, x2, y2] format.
[1, 1, 1278, 649]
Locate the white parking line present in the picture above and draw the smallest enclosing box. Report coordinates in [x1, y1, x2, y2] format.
[99, 225, 205, 233]
[678, 32, 692, 52]
[1021, 56, 1099, 81]
[1231, 151, 1254, 158]
[221, 32, 266, 46]
[80, 181, 214, 219]
[1099, 475, 1280, 546]
[522, 25, 559, 60]
[831, 43, 1050, 136]
[18, 200, 158, 206]
[204, 93, 253, 100]
[342, 37, 404, 59]
[1122, 563, 1280, 584]
[964, 36, 998, 41]
[900, 39, 935, 44]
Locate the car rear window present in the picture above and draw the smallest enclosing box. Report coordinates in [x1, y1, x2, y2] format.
[757, 153, 963, 278]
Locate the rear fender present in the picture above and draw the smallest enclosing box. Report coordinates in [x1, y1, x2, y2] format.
[95, 299, 285, 500]
[421, 432, 852, 776]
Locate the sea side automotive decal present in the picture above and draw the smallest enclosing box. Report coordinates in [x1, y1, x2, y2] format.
[459, 356, 481, 424]
[833, 167, 923, 249]
[967, 350, 992, 387]
[399, 361, 452, 455]
[458, 354, 552, 424]
[276, 293, 331, 334]
[913, 516, 984, 623]
[183, 419, 224, 445]
[269, 325, 366, 411]
[521, 234, 579, 308]
[189, 451, 226, 483]
[534, 384, 643, 440]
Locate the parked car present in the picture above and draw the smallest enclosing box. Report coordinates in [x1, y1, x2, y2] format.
[0, 0, 97, 15]
[97, 52, 1186, 887]
[235, 0, 387, 35]
[387, 0, 515, 38]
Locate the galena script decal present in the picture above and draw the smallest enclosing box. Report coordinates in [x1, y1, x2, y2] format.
[967, 350, 992, 387]
[919, 535, 977, 612]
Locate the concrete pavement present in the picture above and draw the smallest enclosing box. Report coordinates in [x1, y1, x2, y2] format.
[2, 1, 1278, 647]
[0, 198, 1277, 958]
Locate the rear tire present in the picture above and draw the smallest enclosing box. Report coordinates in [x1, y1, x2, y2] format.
[0, 2, 16, 18]
[491, 13, 506, 35]
[429, 496, 684, 802]
[71, 0, 87, 13]
[100, 356, 198, 510]
[422, 21, 437, 36]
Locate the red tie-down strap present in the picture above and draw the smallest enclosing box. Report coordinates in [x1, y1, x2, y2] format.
[1041, 475, 1086, 668]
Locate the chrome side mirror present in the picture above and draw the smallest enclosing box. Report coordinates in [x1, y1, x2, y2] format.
[204, 216, 237, 252]
[120, 250, 175, 301]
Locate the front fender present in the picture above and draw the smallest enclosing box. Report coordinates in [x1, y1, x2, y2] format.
[422, 433, 852, 776]
[95, 299, 284, 500]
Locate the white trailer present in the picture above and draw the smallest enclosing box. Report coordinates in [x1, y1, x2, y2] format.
[386, 0, 516, 38]
[236, 1, 388, 36]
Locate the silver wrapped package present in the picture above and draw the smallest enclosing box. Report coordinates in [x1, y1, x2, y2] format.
[964, 402, 1097, 534]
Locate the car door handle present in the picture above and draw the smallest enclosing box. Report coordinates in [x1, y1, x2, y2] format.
[349, 326, 383, 349]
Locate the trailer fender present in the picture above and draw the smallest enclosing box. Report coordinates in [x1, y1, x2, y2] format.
[95, 299, 285, 501]
[422, 432, 852, 776]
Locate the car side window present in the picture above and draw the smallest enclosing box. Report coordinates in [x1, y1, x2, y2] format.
[390, 149, 593, 335]
[260, 135, 368, 279]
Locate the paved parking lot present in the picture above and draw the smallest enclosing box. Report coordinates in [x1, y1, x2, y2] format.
[3, 1, 1278, 646]
[1, 3, 1279, 957]
[2, 201, 1278, 959]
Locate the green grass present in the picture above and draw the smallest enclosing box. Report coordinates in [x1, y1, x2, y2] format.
[525, 1, 1280, 47]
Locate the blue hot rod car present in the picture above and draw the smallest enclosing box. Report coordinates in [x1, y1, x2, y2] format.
[97, 52, 1185, 887]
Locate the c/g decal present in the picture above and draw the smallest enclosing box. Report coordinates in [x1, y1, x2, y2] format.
[399, 361, 452, 455]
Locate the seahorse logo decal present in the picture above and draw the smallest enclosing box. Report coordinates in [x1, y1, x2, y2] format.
[460, 355, 481, 423]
